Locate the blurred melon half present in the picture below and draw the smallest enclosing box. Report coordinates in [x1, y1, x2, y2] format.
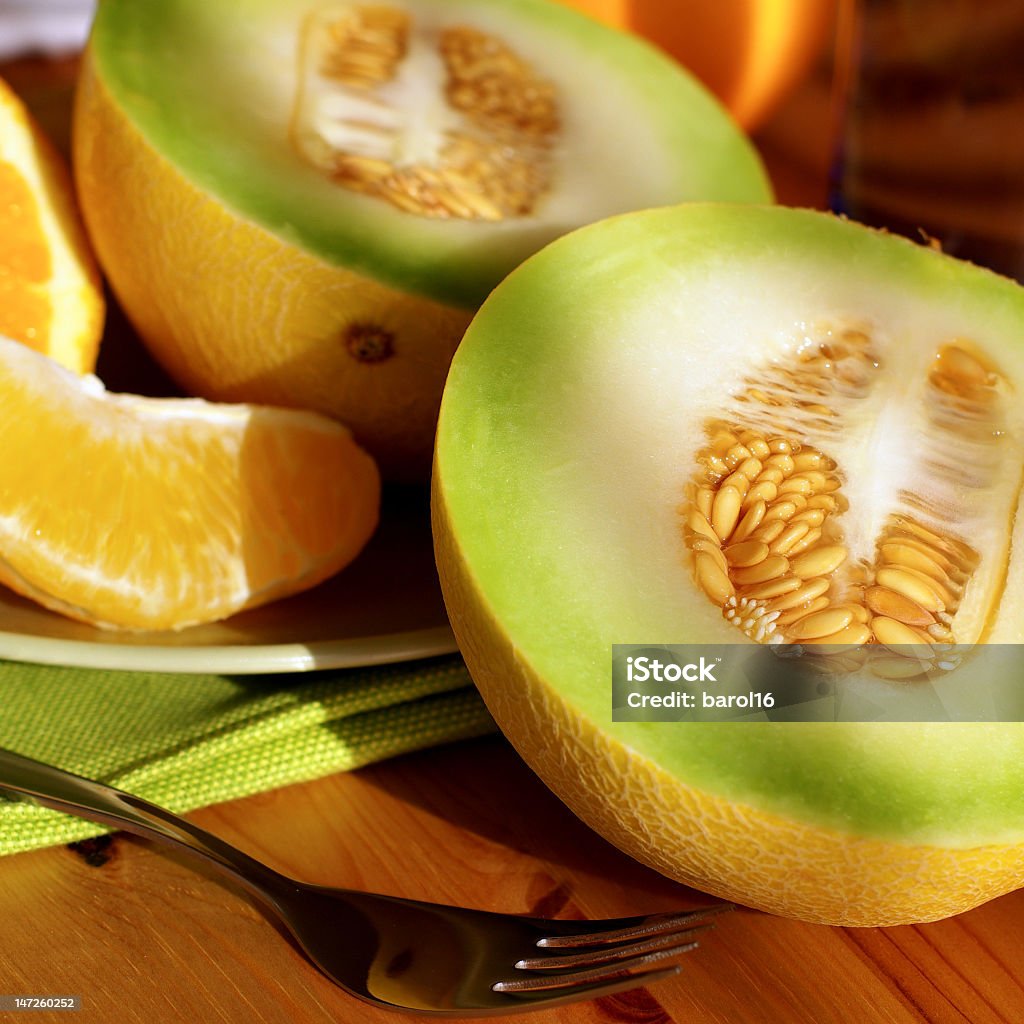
[559, 0, 837, 129]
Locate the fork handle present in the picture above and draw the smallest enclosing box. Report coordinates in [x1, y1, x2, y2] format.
[0, 746, 293, 901]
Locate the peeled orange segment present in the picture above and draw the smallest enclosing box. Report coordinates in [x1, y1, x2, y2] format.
[0, 336, 380, 632]
[433, 204, 1024, 927]
[0, 77, 104, 374]
[73, 0, 770, 478]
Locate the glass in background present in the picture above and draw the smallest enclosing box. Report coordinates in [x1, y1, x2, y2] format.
[831, 0, 1024, 281]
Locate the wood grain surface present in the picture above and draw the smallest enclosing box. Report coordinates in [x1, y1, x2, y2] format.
[0, 734, 1022, 1024]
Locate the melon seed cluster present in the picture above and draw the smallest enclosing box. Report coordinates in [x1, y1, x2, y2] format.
[686, 429, 855, 647]
[683, 334, 1001, 676]
[859, 516, 975, 679]
[292, 4, 560, 220]
[685, 428, 974, 665]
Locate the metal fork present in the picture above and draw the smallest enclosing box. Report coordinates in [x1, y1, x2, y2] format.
[0, 747, 729, 1015]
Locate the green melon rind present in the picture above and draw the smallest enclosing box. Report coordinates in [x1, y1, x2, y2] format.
[88, 0, 772, 310]
[434, 203, 1024, 847]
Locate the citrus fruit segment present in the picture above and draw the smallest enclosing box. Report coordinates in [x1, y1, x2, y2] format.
[0, 76, 104, 374]
[433, 204, 1024, 926]
[0, 336, 380, 632]
[73, 0, 770, 478]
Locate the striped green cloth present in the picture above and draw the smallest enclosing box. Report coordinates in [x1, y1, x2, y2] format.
[0, 655, 494, 856]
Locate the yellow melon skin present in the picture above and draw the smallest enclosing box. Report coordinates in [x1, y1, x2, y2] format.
[433, 482, 1024, 927]
[72, 52, 472, 481]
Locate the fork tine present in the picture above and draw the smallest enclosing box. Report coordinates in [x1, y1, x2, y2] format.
[493, 939, 700, 993]
[536, 902, 734, 948]
[494, 963, 682, 1005]
[516, 923, 715, 971]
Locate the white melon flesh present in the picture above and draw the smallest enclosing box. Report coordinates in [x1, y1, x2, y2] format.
[90, 0, 771, 308]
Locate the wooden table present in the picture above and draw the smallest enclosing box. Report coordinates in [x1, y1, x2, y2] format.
[0, 734, 1022, 1023]
[3, 46, 1023, 1024]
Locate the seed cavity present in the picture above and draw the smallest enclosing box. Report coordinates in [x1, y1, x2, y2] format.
[685, 422, 850, 645]
[682, 329, 1011, 683]
[292, 4, 560, 220]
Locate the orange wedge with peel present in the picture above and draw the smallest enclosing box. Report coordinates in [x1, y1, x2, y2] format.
[0, 336, 380, 631]
[0, 76, 104, 373]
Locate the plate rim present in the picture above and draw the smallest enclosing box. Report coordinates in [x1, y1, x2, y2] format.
[0, 624, 459, 675]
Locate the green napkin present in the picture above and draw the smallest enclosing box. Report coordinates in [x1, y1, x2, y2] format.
[0, 655, 494, 857]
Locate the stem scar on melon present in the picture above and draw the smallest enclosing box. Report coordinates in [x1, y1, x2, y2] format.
[345, 323, 395, 363]
[685, 327, 1008, 674]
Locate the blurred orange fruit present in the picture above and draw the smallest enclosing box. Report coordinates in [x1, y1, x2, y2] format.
[558, 0, 837, 130]
[0, 336, 380, 631]
[0, 76, 104, 373]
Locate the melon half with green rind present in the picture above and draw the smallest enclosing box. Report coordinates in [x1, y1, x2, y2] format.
[432, 204, 1024, 926]
[74, 0, 770, 477]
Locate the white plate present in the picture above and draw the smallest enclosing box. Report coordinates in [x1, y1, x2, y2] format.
[0, 487, 457, 674]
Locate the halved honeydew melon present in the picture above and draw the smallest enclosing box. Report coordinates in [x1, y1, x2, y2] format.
[433, 203, 1024, 926]
[74, 0, 770, 477]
